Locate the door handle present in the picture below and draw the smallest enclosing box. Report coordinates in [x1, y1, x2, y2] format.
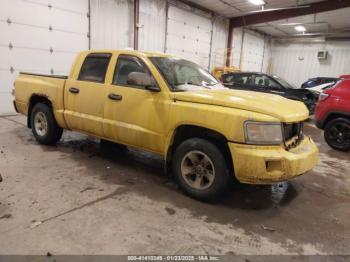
[108, 93, 122, 101]
[69, 87, 80, 94]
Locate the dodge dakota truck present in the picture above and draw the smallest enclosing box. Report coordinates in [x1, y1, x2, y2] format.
[13, 50, 319, 201]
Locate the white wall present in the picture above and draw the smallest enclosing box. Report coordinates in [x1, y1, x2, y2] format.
[210, 15, 229, 69]
[86, 0, 230, 70]
[262, 38, 272, 74]
[231, 27, 243, 69]
[271, 41, 350, 87]
[240, 31, 265, 72]
[90, 0, 134, 49]
[0, 0, 230, 114]
[230, 28, 271, 73]
[0, 0, 88, 115]
[165, 4, 213, 69]
[139, 0, 166, 52]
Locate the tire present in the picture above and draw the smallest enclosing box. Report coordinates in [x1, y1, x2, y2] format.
[324, 117, 350, 152]
[30, 103, 63, 145]
[172, 138, 231, 201]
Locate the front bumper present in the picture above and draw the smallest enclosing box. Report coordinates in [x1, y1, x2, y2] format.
[228, 136, 319, 184]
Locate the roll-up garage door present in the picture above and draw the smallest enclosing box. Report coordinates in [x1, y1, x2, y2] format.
[240, 32, 265, 72]
[166, 5, 212, 69]
[0, 0, 89, 115]
[90, 0, 134, 49]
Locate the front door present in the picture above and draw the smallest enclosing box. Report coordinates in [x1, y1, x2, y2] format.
[64, 53, 111, 137]
[103, 54, 170, 154]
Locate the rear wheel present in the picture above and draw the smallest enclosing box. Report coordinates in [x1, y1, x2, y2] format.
[172, 138, 231, 201]
[30, 103, 63, 145]
[324, 117, 350, 152]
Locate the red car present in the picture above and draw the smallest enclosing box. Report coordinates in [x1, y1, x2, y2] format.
[315, 79, 350, 151]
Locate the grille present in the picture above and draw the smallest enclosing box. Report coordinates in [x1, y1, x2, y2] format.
[283, 122, 304, 150]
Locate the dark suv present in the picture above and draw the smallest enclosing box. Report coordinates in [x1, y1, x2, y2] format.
[221, 72, 318, 114]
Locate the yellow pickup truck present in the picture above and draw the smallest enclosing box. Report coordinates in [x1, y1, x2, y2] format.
[13, 50, 318, 200]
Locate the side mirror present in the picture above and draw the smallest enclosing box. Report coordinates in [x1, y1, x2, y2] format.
[127, 72, 160, 92]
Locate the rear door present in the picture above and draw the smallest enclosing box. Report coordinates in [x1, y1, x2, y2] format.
[64, 53, 111, 137]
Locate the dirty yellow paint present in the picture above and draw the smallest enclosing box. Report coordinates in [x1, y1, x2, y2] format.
[14, 49, 318, 184]
[229, 136, 319, 184]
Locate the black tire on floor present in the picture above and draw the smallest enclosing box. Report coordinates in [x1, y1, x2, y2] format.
[172, 138, 231, 201]
[30, 103, 63, 145]
[324, 117, 350, 152]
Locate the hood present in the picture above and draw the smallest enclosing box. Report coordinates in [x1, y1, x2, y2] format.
[172, 88, 309, 122]
[279, 87, 318, 101]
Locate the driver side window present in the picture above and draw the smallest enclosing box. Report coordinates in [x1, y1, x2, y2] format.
[113, 55, 151, 88]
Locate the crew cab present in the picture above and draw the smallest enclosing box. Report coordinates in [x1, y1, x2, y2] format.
[315, 79, 350, 151]
[13, 50, 319, 201]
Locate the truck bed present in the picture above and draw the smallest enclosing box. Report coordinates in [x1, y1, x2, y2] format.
[20, 72, 68, 79]
[14, 72, 68, 122]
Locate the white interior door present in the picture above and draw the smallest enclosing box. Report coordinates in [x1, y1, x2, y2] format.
[0, 0, 88, 115]
[166, 5, 212, 69]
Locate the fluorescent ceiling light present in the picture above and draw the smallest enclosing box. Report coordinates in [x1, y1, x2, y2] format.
[279, 23, 303, 26]
[279, 22, 328, 26]
[295, 25, 306, 32]
[248, 0, 265, 5]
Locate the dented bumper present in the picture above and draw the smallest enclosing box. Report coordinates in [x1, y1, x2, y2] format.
[228, 136, 319, 184]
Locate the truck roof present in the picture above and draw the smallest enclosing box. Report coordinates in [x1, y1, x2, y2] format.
[80, 49, 172, 58]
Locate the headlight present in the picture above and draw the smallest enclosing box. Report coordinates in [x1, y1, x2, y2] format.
[244, 121, 283, 145]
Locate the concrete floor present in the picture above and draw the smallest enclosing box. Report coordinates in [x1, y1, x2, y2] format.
[0, 115, 349, 255]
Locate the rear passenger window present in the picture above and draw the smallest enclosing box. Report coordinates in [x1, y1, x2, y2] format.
[78, 53, 111, 83]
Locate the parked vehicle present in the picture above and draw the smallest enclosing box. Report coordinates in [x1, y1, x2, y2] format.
[211, 66, 240, 80]
[339, 75, 350, 79]
[301, 77, 339, 89]
[306, 82, 337, 94]
[221, 72, 318, 114]
[13, 50, 319, 200]
[315, 79, 350, 151]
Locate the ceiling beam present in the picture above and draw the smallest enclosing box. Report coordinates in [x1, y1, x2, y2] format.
[230, 0, 350, 27]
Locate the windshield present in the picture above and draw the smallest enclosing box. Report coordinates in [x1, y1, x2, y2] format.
[150, 57, 224, 91]
[272, 75, 297, 89]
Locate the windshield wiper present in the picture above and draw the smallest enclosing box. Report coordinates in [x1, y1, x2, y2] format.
[174, 82, 203, 87]
[205, 82, 219, 86]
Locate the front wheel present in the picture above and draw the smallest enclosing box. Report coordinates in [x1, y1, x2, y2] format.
[30, 103, 63, 145]
[324, 117, 350, 152]
[172, 138, 231, 201]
